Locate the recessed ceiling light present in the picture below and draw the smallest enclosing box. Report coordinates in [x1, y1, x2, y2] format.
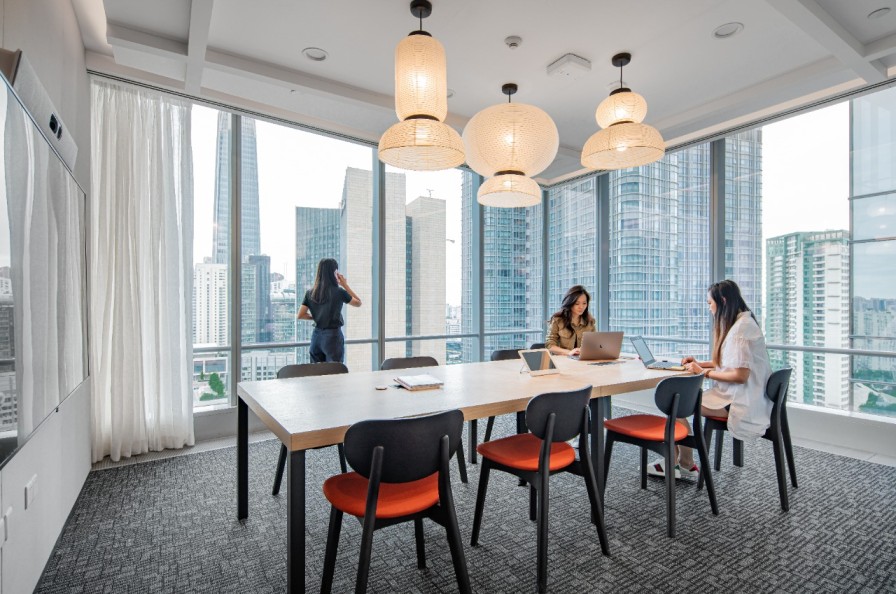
[868, 7, 891, 19]
[302, 47, 328, 62]
[713, 22, 744, 39]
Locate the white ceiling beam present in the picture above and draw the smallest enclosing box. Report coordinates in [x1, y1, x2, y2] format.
[865, 33, 896, 61]
[765, 0, 887, 83]
[185, 0, 215, 94]
[106, 23, 187, 61]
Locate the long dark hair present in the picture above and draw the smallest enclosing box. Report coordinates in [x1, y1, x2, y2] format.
[550, 285, 594, 330]
[310, 258, 339, 303]
[709, 279, 755, 365]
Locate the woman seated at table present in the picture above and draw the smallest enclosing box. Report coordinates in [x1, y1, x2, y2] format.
[649, 279, 772, 479]
[545, 285, 595, 357]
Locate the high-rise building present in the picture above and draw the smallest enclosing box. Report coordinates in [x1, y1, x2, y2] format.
[765, 230, 849, 409]
[406, 196, 446, 359]
[242, 255, 272, 344]
[212, 113, 260, 264]
[192, 261, 228, 345]
[271, 290, 297, 343]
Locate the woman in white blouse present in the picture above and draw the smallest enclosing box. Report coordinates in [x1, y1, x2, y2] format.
[648, 279, 772, 479]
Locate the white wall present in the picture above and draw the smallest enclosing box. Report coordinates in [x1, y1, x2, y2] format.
[0, 1, 91, 592]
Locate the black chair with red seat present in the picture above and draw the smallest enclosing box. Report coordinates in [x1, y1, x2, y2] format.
[529, 342, 546, 349]
[320, 409, 471, 594]
[471, 386, 610, 594]
[381, 356, 468, 484]
[272, 362, 348, 495]
[602, 373, 718, 537]
[698, 368, 797, 511]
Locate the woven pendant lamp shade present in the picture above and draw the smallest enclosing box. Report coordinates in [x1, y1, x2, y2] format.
[477, 174, 541, 208]
[595, 90, 647, 128]
[581, 122, 665, 170]
[394, 34, 447, 121]
[463, 102, 559, 177]
[378, 118, 465, 170]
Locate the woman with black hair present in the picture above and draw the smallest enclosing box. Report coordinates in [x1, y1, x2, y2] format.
[297, 258, 362, 363]
[649, 279, 772, 480]
[544, 285, 595, 357]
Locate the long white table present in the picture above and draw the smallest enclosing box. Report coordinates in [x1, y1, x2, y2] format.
[236, 356, 684, 592]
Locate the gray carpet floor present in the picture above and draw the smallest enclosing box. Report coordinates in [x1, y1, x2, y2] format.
[36, 413, 896, 593]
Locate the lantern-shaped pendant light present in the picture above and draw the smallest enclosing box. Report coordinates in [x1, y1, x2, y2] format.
[378, 0, 464, 171]
[581, 53, 665, 170]
[463, 83, 559, 207]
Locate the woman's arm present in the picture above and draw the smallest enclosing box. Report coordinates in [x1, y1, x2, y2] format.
[296, 304, 313, 321]
[545, 318, 576, 356]
[336, 272, 362, 307]
[684, 361, 749, 383]
[681, 356, 716, 368]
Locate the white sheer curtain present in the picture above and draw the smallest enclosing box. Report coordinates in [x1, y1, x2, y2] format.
[90, 79, 195, 462]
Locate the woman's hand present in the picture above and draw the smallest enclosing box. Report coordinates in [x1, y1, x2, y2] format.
[681, 355, 696, 365]
[335, 272, 348, 287]
[569, 347, 581, 356]
[684, 361, 704, 375]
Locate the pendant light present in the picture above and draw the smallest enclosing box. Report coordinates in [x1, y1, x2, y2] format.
[462, 83, 558, 207]
[581, 53, 665, 170]
[378, 0, 464, 171]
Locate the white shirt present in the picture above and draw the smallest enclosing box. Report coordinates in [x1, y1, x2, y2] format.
[702, 311, 773, 440]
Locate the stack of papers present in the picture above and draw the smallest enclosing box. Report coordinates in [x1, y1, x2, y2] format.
[395, 374, 443, 391]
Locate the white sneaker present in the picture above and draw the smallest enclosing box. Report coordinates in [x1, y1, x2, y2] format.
[646, 459, 680, 479]
[678, 464, 699, 480]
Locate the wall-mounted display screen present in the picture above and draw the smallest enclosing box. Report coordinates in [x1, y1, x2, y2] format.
[0, 75, 88, 469]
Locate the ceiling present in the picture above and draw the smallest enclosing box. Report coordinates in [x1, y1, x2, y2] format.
[71, 0, 896, 183]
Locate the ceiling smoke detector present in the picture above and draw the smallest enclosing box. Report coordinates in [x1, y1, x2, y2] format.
[504, 36, 522, 49]
[547, 53, 591, 80]
[713, 22, 744, 39]
[868, 7, 891, 19]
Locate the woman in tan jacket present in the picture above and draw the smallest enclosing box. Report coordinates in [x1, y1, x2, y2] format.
[545, 285, 595, 356]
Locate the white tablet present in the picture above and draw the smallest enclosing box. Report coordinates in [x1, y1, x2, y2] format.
[519, 349, 560, 376]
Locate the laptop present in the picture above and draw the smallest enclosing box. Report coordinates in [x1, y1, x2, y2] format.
[518, 349, 561, 376]
[570, 331, 624, 361]
[629, 336, 686, 370]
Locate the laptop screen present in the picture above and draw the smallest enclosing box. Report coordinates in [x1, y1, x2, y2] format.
[520, 350, 557, 373]
[629, 336, 656, 365]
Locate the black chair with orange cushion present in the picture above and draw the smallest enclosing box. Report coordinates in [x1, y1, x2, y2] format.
[380, 356, 468, 484]
[320, 409, 471, 594]
[603, 373, 718, 537]
[471, 386, 610, 593]
[272, 362, 348, 496]
[529, 343, 546, 349]
[698, 368, 797, 511]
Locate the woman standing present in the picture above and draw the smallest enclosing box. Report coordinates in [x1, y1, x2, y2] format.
[545, 285, 595, 357]
[297, 258, 362, 363]
[650, 279, 772, 479]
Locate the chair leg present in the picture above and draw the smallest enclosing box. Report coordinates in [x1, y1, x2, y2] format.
[733, 438, 744, 467]
[529, 485, 537, 522]
[470, 459, 491, 546]
[713, 429, 723, 471]
[337, 443, 348, 474]
[443, 492, 473, 594]
[484, 416, 496, 442]
[536, 474, 550, 594]
[602, 436, 615, 498]
[639, 446, 647, 491]
[456, 441, 468, 484]
[771, 429, 790, 512]
[272, 444, 287, 496]
[582, 450, 611, 556]
[321, 506, 343, 594]
[695, 430, 719, 516]
[516, 411, 527, 434]
[469, 420, 478, 464]
[782, 410, 798, 488]
[355, 512, 377, 594]
[414, 518, 426, 569]
[664, 442, 676, 538]
[698, 426, 712, 490]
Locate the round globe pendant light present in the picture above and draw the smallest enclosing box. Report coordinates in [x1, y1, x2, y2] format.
[581, 53, 665, 170]
[463, 83, 559, 207]
[378, 0, 464, 171]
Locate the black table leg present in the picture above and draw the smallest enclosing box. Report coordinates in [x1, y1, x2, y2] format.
[590, 398, 610, 504]
[237, 397, 248, 520]
[287, 449, 306, 593]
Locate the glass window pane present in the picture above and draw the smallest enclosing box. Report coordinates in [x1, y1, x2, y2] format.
[387, 338, 475, 367]
[852, 85, 896, 196]
[547, 176, 596, 318]
[852, 194, 896, 241]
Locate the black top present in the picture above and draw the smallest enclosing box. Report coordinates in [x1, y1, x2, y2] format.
[303, 287, 352, 329]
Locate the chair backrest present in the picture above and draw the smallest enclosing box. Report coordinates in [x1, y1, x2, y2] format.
[529, 342, 546, 350]
[490, 349, 521, 362]
[380, 356, 439, 371]
[765, 368, 793, 407]
[653, 374, 705, 418]
[276, 362, 348, 379]
[525, 386, 592, 443]
[344, 409, 464, 483]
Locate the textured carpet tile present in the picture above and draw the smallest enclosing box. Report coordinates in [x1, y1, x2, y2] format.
[36, 413, 896, 593]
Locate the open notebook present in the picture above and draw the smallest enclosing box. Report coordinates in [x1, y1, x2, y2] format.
[395, 374, 444, 391]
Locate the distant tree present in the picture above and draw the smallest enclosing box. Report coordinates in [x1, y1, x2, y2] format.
[199, 370, 207, 382]
[208, 372, 226, 398]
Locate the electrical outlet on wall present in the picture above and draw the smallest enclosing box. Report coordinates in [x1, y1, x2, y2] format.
[25, 475, 38, 509]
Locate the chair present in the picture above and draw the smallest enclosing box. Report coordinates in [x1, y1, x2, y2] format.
[603, 374, 718, 537]
[698, 368, 797, 511]
[272, 362, 348, 495]
[321, 409, 471, 594]
[380, 356, 468, 484]
[471, 386, 610, 593]
[529, 342, 546, 350]
[481, 349, 527, 445]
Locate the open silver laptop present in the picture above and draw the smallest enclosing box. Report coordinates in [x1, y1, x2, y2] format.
[570, 331, 624, 361]
[629, 336, 685, 370]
